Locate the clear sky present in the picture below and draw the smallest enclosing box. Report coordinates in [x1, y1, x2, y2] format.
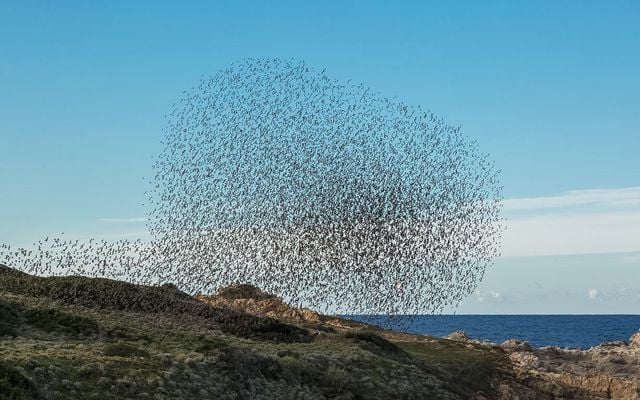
[1, 1, 638, 313]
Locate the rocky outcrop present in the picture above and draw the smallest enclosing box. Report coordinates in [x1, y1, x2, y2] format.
[504, 332, 640, 399]
[443, 330, 640, 399]
[197, 283, 321, 324]
[501, 339, 533, 352]
[446, 330, 472, 342]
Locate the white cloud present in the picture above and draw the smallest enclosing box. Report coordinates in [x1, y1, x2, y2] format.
[99, 217, 147, 224]
[501, 187, 640, 257]
[587, 289, 598, 300]
[474, 290, 502, 303]
[503, 187, 640, 212]
[502, 211, 640, 257]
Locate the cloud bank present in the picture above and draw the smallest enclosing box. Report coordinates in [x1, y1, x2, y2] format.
[501, 187, 640, 257]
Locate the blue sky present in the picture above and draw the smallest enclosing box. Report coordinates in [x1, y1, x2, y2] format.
[1, 1, 638, 313]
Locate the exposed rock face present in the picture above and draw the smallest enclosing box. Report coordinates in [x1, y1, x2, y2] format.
[505, 333, 640, 399]
[443, 330, 640, 399]
[197, 283, 321, 324]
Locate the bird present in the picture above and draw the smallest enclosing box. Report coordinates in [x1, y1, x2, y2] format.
[0, 58, 502, 329]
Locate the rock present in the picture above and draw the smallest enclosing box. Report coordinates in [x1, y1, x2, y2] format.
[630, 331, 640, 349]
[554, 372, 640, 399]
[501, 339, 532, 352]
[509, 352, 540, 368]
[445, 331, 471, 342]
[197, 284, 321, 323]
[503, 335, 640, 400]
[538, 346, 562, 356]
[599, 340, 626, 348]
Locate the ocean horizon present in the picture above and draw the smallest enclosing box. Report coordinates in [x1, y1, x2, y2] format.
[349, 314, 640, 349]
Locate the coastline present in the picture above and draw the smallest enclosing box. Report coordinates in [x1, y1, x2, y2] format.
[445, 330, 640, 399]
[351, 314, 640, 349]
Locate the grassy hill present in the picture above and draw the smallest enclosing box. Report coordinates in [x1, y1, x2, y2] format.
[0, 264, 517, 399]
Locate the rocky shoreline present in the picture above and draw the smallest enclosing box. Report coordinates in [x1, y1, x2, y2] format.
[446, 330, 640, 399]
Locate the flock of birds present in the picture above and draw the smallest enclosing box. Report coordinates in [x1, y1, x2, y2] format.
[1, 58, 502, 318]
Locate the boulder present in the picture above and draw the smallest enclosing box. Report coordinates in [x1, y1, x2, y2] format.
[446, 331, 471, 342]
[501, 339, 533, 352]
[630, 331, 640, 350]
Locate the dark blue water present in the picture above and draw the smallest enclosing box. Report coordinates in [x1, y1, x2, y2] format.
[349, 315, 640, 349]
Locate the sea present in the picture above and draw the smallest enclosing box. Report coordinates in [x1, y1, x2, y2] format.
[349, 315, 640, 349]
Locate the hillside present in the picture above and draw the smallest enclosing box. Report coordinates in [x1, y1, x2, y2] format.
[1, 264, 638, 399]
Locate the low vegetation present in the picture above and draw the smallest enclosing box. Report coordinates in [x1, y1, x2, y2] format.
[0, 264, 513, 399]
